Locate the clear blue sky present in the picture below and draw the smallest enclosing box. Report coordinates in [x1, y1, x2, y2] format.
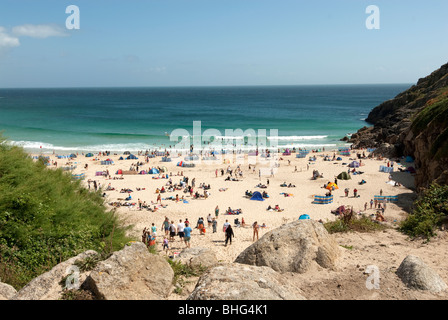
[0, 0, 447, 87]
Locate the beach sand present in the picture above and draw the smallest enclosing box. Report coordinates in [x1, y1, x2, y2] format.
[40, 149, 416, 263]
[33, 149, 448, 300]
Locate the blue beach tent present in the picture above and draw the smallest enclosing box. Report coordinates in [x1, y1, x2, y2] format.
[127, 154, 138, 160]
[299, 214, 310, 220]
[85, 153, 94, 157]
[149, 168, 160, 174]
[250, 191, 265, 201]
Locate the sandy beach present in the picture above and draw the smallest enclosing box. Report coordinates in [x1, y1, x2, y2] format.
[35, 148, 416, 264]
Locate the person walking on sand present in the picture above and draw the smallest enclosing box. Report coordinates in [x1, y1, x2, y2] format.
[223, 219, 230, 233]
[370, 199, 374, 209]
[183, 223, 192, 248]
[162, 236, 169, 254]
[215, 205, 219, 218]
[207, 214, 213, 228]
[380, 189, 383, 196]
[177, 219, 185, 241]
[253, 221, 260, 242]
[224, 224, 234, 247]
[168, 221, 176, 241]
[212, 218, 217, 233]
[157, 194, 162, 204]
[151, 223, 157, 237]
[162, 217, 170, 236]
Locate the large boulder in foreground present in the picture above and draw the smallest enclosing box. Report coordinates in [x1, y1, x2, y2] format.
[85, 242, 174, 300]
[188, 263, 306, 300]
[12, 250, 98, 300]
[0, 282, 17, 300]
[177, 247, 219, 269]
[235, 219, 341, 273]
[396, 255, 447, 293]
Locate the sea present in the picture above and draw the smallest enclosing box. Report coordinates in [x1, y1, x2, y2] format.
[0, 84, 410, 154]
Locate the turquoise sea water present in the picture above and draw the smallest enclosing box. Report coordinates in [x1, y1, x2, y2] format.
[0, 85, 410, 153]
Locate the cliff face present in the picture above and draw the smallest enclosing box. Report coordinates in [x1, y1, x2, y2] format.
[349, 62, 448, 190]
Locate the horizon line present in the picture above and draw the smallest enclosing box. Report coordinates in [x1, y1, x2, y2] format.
[0, 82, 414, 90]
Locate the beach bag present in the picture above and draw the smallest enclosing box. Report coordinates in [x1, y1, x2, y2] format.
[202, 228, 206, 233]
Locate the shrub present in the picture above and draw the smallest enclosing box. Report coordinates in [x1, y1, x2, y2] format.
[324, 213, 386, 234]
[0, 135, 132, 289]
[399, 184, 448, 240]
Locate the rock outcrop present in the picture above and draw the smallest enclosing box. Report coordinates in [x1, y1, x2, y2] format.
[85, 242, 174, 300]
[0, 282, 17, 300]
[177, 247, 219, 268]
[396, 255, 447, 293]
[12, 250, 98, 300]
[234, 219, 341, 273]
[348, 62, 448, 189]
[188, 263, 306, 300]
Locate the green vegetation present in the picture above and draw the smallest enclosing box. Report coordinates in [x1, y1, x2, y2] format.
[0, 136, 132, 289]
[166, 259, 207, 295]
[411, 95, 448, 160]
[74, 252, 112, 272]
[324, 213, 386, 234]
[399, 184, 448, 240]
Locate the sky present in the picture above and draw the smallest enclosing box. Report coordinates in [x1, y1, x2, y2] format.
[0, 0, 447, 88]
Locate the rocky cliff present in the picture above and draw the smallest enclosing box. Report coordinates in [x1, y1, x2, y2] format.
[348, 62, 448, 190]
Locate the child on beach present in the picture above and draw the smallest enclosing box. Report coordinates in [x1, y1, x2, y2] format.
[162, 236, 169, 253]
[151, 223, 157, 236]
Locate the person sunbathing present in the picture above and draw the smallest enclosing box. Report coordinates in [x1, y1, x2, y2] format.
[274, 205, 283, 212]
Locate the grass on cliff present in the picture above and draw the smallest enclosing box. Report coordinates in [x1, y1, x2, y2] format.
[399, 184, 448, 240]
[0, 136, 132, 289]
[411, 95, 448, 160]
